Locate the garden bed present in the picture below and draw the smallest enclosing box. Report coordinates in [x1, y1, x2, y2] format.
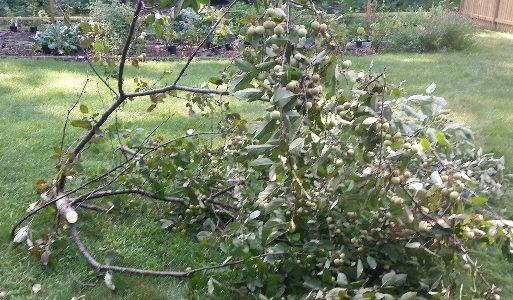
[0, 30, 240, 59]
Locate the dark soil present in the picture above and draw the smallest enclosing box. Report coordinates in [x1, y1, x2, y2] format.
[0, 29, 240, 59]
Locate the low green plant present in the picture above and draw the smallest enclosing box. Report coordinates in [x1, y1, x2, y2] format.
[87, 0, 134, 54]
[371, 6, 475, 52]
[32, 21, 81, 54]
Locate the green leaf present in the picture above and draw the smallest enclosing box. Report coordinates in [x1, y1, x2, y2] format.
[400, 292, 417, 300]
[196, 231, 213, 242]
[104, 272, 116, 291]
[79, 104, 89, 114]
[303, 276, 321, 290]
[258, 183, 277, 203]
[336, 273, 348, 286]
[366, 256, 377, 269]
[357, 258, 363, 278]
[468, 196, 487, 206]
[312, 50, 327, 65]
[70, 119, 92, 129]
[273, 88, 295, 108]
[13, 225, 29, 244]
[420, 138, 430, 150]
[207, 277, 215, 294]
[289, 138, 305, 155]
[233, 88, 263, 101]
[434, 130, 449, 146]
[235, 59, 257, 72]
[249, 157, 275, 167]
[249, 210, 261, 219]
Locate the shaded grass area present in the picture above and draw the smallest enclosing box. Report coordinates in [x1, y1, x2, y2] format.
[0, 30, 512, 298]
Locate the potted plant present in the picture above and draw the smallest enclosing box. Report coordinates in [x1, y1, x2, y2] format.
[355, 26, 365, 48]
[10, 17, 22, 32]
[30, 10, 49, 34]
[163, 26, 178, 54]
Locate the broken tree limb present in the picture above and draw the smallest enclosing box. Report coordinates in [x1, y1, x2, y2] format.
[70, 224, 243, 276]
[56, 196, 78, 224]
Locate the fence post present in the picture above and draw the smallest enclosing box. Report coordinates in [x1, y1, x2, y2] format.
[366, 0, 371, 29]
[444, 0, 450, 10]
[492, 0, 501, 28]
[48, 0, 56, 22]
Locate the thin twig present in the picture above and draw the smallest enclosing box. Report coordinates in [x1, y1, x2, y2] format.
[172, 0, 238, 86]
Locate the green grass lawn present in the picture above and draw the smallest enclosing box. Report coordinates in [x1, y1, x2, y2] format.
[1, 30, 513, 298]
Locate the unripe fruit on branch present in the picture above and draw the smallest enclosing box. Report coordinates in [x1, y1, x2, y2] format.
[255, 26, 265, 35]
[441, 188, 450, 196]
[419, 220, 432, 232]
[463, 263, 472, 272]
[311, 21, 320, 31]
[297, 28, 307, 37]
[310, 86, 320, 95]
[263, 20, 276, 30]
[258, 71, 268, 81]
[449, 191, 460, 200]
[391, 176, 401, 185]
[319, 23, 328, 32]
[311, 73, 320, 82]
[274, 25, 285, 35]
[286, 80, 299, 92]
[464, 230, 475, 239]
[270, 110, 281, 120]
[341, 60, 352, 68]
[247, 26, 256, 36]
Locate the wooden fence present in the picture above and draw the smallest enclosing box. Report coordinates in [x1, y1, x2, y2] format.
[460, 0, 513, 32]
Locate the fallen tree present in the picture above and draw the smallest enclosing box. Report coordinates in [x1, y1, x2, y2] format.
[10, 0, 512, 298]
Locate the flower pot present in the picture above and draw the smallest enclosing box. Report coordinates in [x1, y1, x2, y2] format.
[225, 43, 233, 51]
[30, 26, 38, 34]
[42, 44, 52, 54]
[10, 26, 18, 32]
[166, 44, 177, 54]
[356, 41, 363, 48]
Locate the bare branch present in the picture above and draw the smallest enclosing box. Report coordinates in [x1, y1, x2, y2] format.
[71, 188, 187, 206]
[70, 224, 243, 276]
[118, 0, 143, 97]
[124, 84, 229, 98]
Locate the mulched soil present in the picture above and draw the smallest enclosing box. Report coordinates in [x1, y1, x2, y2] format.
[0, 29, 373, 59]
[0, 29, 240, 59]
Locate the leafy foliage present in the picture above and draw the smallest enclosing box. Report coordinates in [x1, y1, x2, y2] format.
[32, 21, 82, 54]
[371, 6, 475, 52]
[86, 0, 134, 54]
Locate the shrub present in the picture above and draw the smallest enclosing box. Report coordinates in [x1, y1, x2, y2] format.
[371, 7, 475, 52]
[87, 0, 133, 54]
[32, 21, 81, 54]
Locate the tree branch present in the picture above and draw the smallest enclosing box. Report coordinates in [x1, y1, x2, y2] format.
[172, 0, 238, 86]
[118, 0, 143, 97]
[70, 224, 243, 276]
[124, 84, 229, 98]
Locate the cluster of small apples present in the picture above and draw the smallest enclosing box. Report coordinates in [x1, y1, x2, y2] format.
[389, 169, 412, 187]
[462, 225, 485, 239]
[439, 171, 466, 201]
